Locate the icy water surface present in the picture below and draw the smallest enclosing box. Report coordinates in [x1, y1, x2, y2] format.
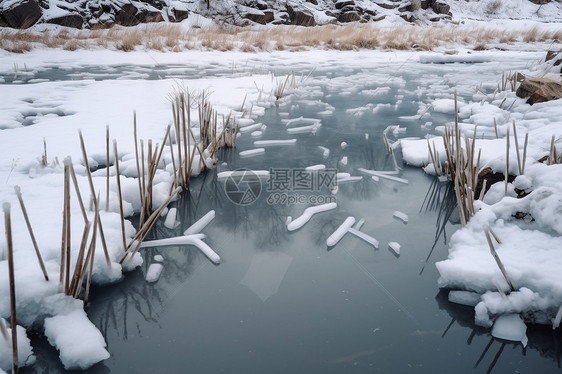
[20, 55, 562, 373]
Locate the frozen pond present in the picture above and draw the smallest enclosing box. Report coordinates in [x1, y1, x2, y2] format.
[3, 50, 561, 373]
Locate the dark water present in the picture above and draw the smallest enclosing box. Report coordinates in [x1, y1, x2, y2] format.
[20, 61, 562, 374]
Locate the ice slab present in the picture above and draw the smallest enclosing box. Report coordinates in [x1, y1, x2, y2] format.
[254, 139, 297, 147]
[145, 263, 163, 283]
[392, 211, 408, 223]
[287, 203, 337, 231]
[327, 217, 356, 246]
[388, 242, 401, 255]
[491, 314, 528, 347]
[184, 210, 215, 235]
[348, 227, 379, 248]
[240, 148, 265, 158]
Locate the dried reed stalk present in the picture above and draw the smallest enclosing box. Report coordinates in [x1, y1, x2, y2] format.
[14, 186, 49, 281]
[64, 164, 71, 293]
[113, 140, 127, 253]
[68, 221, 90, 296]
[120, 187, 182, 264]
[105, 126, 110, 212]
[78, 130, 111, 266]
[485, 228, 514, 292]
[3, 203, 19, 374]
[67, 159, 88, 224]
[0, 318, 8, 342]
[512, 121, 522, 175]
[505, 127, 510, 194]
[83, 193, 99, 304]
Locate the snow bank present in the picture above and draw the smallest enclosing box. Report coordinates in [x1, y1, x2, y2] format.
[0, 324, 35, 371]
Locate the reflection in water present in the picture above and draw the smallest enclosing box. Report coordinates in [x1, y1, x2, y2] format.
[419, 178, 458, 274]
[436, 290, 562, 373]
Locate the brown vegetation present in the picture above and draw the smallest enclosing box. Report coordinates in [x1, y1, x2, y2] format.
[0, 23, 560, 53]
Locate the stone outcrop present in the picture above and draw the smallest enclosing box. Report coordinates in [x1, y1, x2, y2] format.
[2, 0, 42, 28]
[516, 76, 562, 105]
[0, 0, 464, 29]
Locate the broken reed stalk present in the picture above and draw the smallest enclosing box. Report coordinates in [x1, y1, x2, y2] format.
[14, 186, 49, 281]
[60, 167, 68, 285]
[512, 121, 522, 175]
[549, 135, 556, 165]
[121, 187, 182, 264]
[505, 127, 510, 194]
[493, 118, 498, 139]
[113, 140, 128, 253]
[68, 221, 91, 297]
[41, 138, 48, 167]
[83, 193, 99, 304]
[383, 133, 392, 154]
[3, 203, 19, 374]
[67, 159, 88, 225]
[522, 133, 528, 175]
[105, 126, 110, 212]
[484, 228, 514, 292]
[78, 130, 111, 267]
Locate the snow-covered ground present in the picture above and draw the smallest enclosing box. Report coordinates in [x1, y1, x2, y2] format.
[0, 14, 561, 371]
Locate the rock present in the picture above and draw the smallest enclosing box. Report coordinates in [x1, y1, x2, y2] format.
[475, 168, 515, 198]
[0, 13, 9, 27]
[170, 9, 189, 22]
[306, 0, 318, 5]
[375, 1, 399, 10]
[115, 3, 140, 26]
[244, 9, 274, 24]
[141, 10, 164, 23]
[286, 5, 316, 26]
[2, 0, 42, 28]
[46, 13, 84, 28]
[432, 1, 450, 15]
[516, 76, 562, 105]
[420, 0, 431, 10]
[335, 0, 355, 10]
[338, 11, 361, 22]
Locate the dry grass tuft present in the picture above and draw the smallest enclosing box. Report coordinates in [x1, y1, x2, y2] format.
[0, 23, 559, 53]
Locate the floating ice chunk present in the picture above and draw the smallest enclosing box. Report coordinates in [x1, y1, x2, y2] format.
[348, 227, 379, 248]
[238, 123, 264, 133]
[388, 242, 401, 255]
[154, 254, 164, 263]
[139, 234, 206, 248]
[237, 118, 254, 127]
[491, 314, 528, 347]
[553, 304, 562, 330]
[338, 176, 362, 184]
[371, 175, 379, 182]
[254, 139, 297, 147]
[283, 116, 321, 128]
[448, 290, 481, 307]
[240, 148, 265, 158]
[44, 309, 110, 370]
[393, 211, 408, 223]
[357, 168, 399, 176]
[327, 217, 356, 247]
[164, 207, 179, 229]
[0, 324, 35, 371]
[365, 133, 369, 140]
[184, 210, 215, 235]
[318, 110, 333, 117]
[337, 172, 350, 179]
[285, 216, 292, 225]
[353, 218, 365, 230]
[251, 131, 263, 138]
[305, 164, 326, 171]
[287, 124, 321, 134]
[318, 146, 330, 158]
[340, 156, 348, 166]
[287, 202, 337, 231]
[358, 169, 408, 184]
[121, 251, 143, 271]
[217, 170, 269, 179]
[421, 121, 432, 129]
[145, 263, 164, 283]
[438, 175, 449, 183]
[341, 142, 348, 150]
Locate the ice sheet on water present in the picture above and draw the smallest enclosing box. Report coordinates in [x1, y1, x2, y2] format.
[240, 252, 293, 302]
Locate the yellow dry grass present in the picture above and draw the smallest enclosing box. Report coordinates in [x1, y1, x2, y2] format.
[0, 22, 559, 53]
